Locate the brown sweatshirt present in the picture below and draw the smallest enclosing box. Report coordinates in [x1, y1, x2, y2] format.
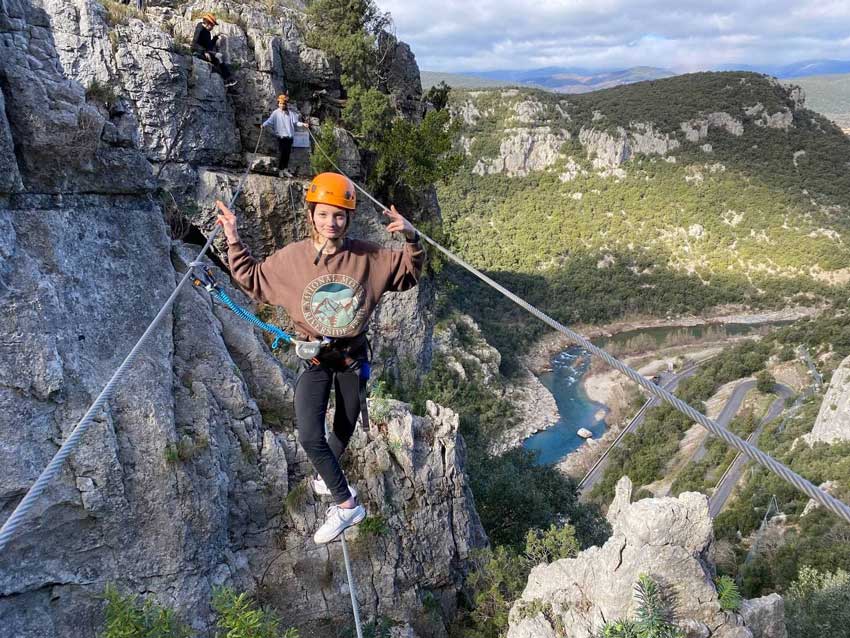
[227, 237, 425, 340]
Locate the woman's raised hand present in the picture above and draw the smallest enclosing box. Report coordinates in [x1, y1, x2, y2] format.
[383, 205, 416, 240]
[215, 200, 240, 244]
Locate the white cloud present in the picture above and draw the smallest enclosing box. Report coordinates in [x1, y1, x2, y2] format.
[377, 0, 850, 71]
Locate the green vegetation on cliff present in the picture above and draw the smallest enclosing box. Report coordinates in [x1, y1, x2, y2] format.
[432, 73, 850, 371]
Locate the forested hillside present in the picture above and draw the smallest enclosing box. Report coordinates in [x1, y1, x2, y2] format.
[434, 72, 850, 369]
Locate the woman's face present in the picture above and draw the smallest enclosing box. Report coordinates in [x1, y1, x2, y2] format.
[312, 203, 349, 240]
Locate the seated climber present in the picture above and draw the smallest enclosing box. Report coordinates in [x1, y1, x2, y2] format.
[215, 172, 424, 544]
[192, 13, 237, 88]
[261, 94, 309, 178]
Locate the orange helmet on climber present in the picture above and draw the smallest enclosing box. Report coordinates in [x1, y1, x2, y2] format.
[306, 172, 357, 211]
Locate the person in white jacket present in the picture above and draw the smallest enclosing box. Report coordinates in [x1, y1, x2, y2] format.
[262, 94, 309, 177]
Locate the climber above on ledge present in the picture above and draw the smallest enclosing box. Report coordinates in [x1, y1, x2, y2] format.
[262, 93, 309, 178]
[192, 13, 237, 88]
[215, 172, 424, 544]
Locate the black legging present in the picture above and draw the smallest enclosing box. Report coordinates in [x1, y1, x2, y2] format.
[195, 51, 231, 80]
[277, 136, 293, 171]
[294, 360, 366, 504]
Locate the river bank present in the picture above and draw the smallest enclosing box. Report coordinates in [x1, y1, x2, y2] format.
[557, 343, 728, 478]
[491, 365, 560, 455]
[504, 305, 819, 466]
[523, 305, 822, 376]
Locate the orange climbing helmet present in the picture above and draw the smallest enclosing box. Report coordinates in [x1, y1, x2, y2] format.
[306, 173, 356, 211]
[201, 12, 218, 26]
[277, 94, 289, 104]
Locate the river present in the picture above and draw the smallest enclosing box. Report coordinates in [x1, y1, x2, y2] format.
[522, 321, 781, 465]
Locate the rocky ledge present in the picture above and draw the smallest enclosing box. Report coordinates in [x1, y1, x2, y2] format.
[506, 477, 786, 638]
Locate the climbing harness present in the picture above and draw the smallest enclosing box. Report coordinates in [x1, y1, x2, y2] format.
[305, 126, 850, 526]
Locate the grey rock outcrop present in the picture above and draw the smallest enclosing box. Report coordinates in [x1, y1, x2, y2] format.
[379, 32, 422, 120]
[506, 477, 786, 638]
[744, 104, 795, 130]
[681, 112, 745, 142]
[0, 0, 154, 194]
[804, 354, 850, 444]
[474, 127, 571, 177]
[741, 594, 787, 638]
[0, 1, 471, 637]
[578, 124, 680, 169]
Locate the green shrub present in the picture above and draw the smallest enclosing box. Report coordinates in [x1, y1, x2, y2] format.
[284, 479, 310, 516]
[309, 120, 342, 176]
[164, 443, 179, 464]
[101, 0, 146, 26]
[371, 108, 463, 202]
[304, 0, 389, 88]
[100, 584, 190, 638]
[425, 81, 451, 111]
[463, 546, 533, 637]
[756, 370, 776, 394]
[359, 515, 389, 537]
[600, 574, 684, 638]
[785, 566, 850, 638]
[211, 587, 298, 638]
[86, 80, 119, 109]
[524, 524, 579, 565]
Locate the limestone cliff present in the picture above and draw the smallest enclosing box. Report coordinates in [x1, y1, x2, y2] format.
[0, 0, 482, 636]
[506, 477, 786, 638]
[804, 354, 850, 445]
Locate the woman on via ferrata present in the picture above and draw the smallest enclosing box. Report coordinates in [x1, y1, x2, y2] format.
[215, 172, 424, 544]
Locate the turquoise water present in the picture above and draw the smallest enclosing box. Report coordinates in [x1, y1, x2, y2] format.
[522, 347, 608, 465]
[522, 321, 784, 465]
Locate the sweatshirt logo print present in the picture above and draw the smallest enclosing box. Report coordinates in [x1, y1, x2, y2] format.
[301, 274, 367, 337]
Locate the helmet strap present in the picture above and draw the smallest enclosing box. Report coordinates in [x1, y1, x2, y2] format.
[313, 239, 328, 265]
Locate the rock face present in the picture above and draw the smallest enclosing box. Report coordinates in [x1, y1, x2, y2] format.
[506, 477, 787, 638]
[0, 0, 478, 636]
[0, 0, 155, 194]
[431, 314, 559, 454]
[805, 354, 850, 444]
[474, 127, 571, 177]
[579, 124, 680, 169]
[0, 216, 484, 637]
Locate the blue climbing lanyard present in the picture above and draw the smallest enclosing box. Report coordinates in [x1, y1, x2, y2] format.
[189, 262, 368, 374]
[190, 262, 294, 350]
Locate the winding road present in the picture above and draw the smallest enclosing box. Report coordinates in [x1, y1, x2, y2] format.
[708, 383, 794, 517]
[579, 367, 794, 512]
[579, 364, 701, 495]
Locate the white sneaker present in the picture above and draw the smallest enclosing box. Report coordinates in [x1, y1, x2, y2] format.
[282, 169, 294, 178]
[312, 476, 357, 499]
[314, 503, 366, 544]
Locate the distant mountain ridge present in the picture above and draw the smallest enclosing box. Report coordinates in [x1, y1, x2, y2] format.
[423, 59, 850, 93]
[719, 59, 850, 79]
[422, 66, 674, 93]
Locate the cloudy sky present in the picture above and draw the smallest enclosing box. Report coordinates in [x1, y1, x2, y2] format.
[377, 1, 850, 72]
